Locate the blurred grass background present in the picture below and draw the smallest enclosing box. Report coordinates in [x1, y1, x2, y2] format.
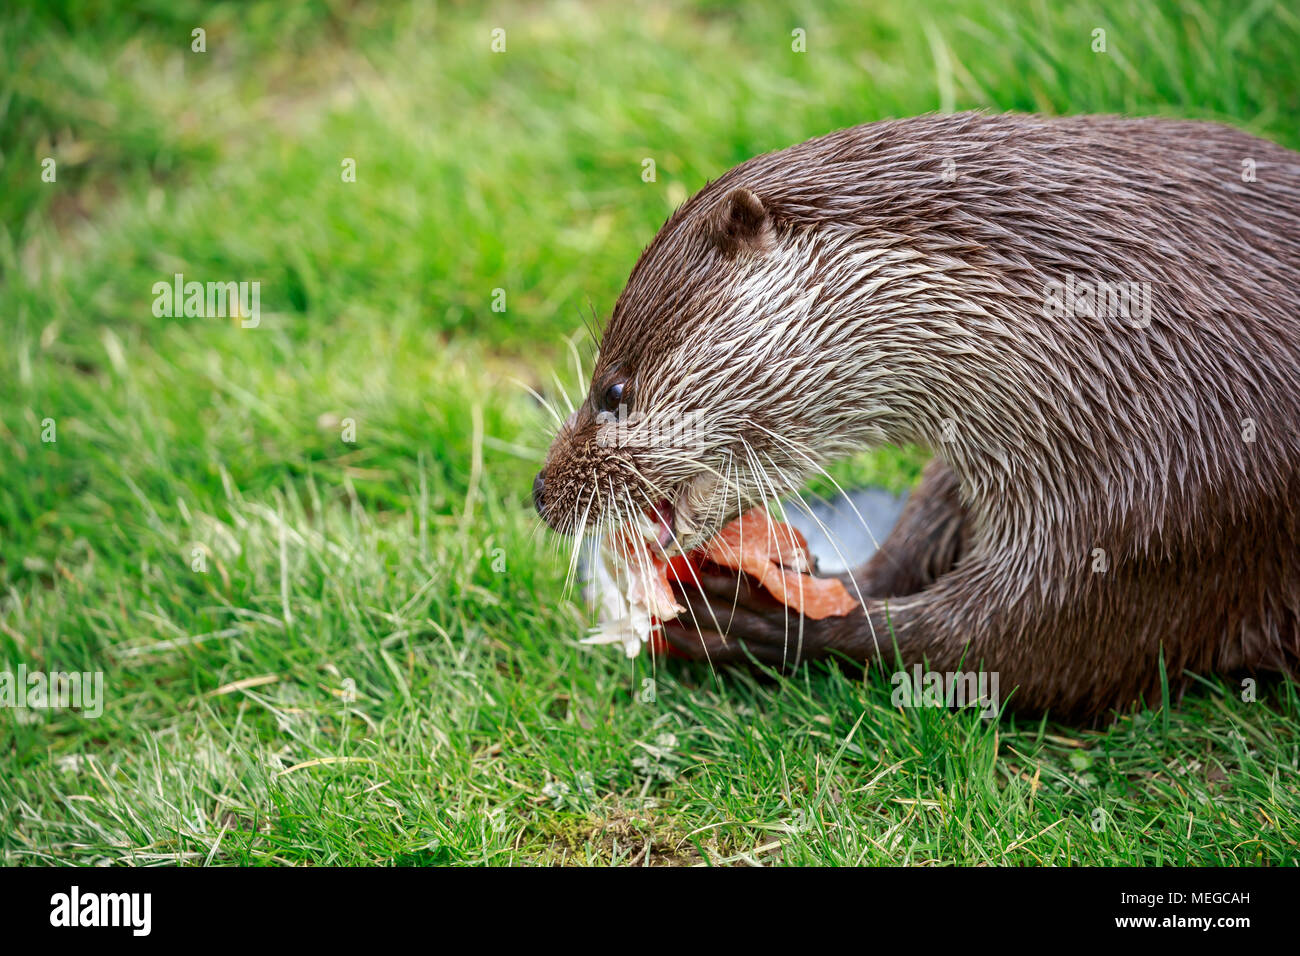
[1, 0, 1298, 865]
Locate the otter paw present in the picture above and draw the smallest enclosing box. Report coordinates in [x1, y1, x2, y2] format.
[661, 569, 840, 668]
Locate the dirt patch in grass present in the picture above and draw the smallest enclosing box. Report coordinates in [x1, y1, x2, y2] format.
[541, 807, 715, 866]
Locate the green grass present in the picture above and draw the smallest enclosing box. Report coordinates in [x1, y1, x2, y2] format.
[2, 0, 1298, 865]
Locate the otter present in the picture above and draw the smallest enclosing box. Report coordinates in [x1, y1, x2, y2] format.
[533, 111, 1300, 719]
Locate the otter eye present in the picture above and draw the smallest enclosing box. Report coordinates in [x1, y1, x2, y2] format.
[600, 381, 625, 415]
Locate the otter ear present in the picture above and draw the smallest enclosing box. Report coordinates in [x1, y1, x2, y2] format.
[707, 187, 771, 256]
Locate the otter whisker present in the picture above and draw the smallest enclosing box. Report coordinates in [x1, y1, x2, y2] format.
[741, 425, 892, 663]
[749, 420, 887, 555]
[757, 448, 884, 663]
[578, 298, 604, 354]
[564, 331, 590, 408]
[549, 370, 578, 418]
[624, 484, 731, 646]
[512, 377, 566, 429]
[562, 486, 596, 598]
[739, 438, 803, 667]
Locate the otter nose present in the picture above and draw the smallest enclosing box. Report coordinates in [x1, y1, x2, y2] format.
[532, 472, 546, 517]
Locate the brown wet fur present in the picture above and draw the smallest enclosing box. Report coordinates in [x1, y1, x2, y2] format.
[537, 112, 1300, 721]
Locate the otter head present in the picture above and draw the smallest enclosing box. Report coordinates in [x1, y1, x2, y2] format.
[534, 176, 930, 552]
